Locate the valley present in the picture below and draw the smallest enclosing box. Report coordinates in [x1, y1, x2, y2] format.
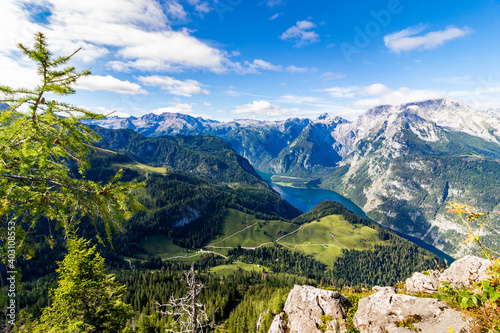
[3, 3, 500, 330]
[87, 98, 500, 258]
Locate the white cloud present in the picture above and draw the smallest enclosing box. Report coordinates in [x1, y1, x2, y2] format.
[243, 59, 282, 73]
[321, 72, 346, 81]
[359, 83, 392, 96]
[93, 106, 132, 118]
[434, 76, 472, 85]
[231, 100, 296, 117]
[75, 75, 147, 94]
[138, 75, 210, 97]
[186, 0, 212, 14]
[225, 90, 240, 97]
[266, 0, 284, 7]
[0, 0, 230, 74]
[318, 83, 445, 109]
[152, 103, 194, 115]
[350, 87, 445, 108]
[448, 81, 500, 110]
[384, 25, 472, 53]
[269, 13, 280, 20]
[286, 65, 309, 73]
[166, 1, 187, 20]
[0, 54, 38, 88]
[319, 86, 359, 98]
[280, 20, 319, 47]
[280, 94, 323, 104]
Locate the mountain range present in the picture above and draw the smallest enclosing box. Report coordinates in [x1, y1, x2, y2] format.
[86, 98, 500, 257]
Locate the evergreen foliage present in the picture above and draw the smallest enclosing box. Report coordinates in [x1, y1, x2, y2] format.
[30, 237, 133, 332]
[0, 33, 143, 259]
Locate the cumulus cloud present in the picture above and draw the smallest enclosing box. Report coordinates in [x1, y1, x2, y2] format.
[75, 75, 147, 94]
[231, 100, 296, 117]
[0, 54, 38, 88]
[138, 75, 210, 97]
[350, 87, 445, 108]
[0, 0, 230, 74]
[152, 103, 194, 114]
[280, 20, 319, 47]
[384, 25, 472, 53]
[165, 1, 188, 20]
[318, 83, 446, 109]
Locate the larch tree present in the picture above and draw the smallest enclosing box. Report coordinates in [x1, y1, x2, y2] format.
[0, 32, 144, 260]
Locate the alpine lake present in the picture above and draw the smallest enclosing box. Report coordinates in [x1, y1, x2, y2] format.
[257, 171, 455, 263]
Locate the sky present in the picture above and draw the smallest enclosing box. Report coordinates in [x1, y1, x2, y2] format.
[1, 0, 500, 121]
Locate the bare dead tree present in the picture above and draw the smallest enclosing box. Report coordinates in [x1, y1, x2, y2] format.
[156, 265, 216, 333]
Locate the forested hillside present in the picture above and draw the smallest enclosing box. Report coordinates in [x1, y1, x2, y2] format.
[7, 129, 446, 331]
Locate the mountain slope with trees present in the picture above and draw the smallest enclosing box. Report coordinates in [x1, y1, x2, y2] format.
[86, 99, 500, 257]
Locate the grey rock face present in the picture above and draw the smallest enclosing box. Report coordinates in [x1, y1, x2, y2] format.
[353, 288, 474, 333]
[284, 285, 351, 333]
[405, 255, 492, 294]
[268, 313, 287, 333]
[372, 286, 396, 294]
[405, 271, 441, 294]
[268, 285, 352, 333]
[439, 255, 491, 290]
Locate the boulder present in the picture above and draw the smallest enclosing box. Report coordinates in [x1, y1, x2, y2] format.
[405, 271, 441, 294]
[268, 313, 287, 333]
[353, 288, 474, 333]
[372, 286, 396, 294]
[439, 255, 491, 290]
[405, 255, 491, 293]
[269, 285, 352, 333]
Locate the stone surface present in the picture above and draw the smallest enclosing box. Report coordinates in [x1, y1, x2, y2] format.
[439, 255, 491, 290]
[271, 285, 351, 333]
[372, 286, 396, 294]
[405, 271, 441, 293]
[268, 313, 287, 333]
[405, 255, 492, 294]
[353, 289, 474, 333]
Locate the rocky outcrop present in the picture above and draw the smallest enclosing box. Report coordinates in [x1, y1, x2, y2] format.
[439, 255, 491, 290]
[405, 271, 442, 294]
[268, 313, 287, 333]
[406, 255, 491, 293]
[268, 285, 352, 333]
[353, 287, 474, 333]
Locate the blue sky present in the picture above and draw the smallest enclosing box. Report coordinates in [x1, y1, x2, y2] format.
[1, 0, 499, 120]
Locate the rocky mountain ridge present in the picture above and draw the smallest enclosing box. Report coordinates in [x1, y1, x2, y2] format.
[86, 98, 500, 257]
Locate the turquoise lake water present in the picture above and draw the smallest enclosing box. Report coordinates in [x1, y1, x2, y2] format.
[257, 171, 455, 263]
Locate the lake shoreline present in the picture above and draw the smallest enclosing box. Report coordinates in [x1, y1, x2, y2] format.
[257, 170, 455, 264]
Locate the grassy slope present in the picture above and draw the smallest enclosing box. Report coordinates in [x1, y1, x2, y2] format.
[128, 207, 385, 270]
[207, 209, 297, 248]
[209, 262, 267, 275]
[114, 161, 167, 175]
[279, 215, 383, 268]
[93, 147, 387, 269]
